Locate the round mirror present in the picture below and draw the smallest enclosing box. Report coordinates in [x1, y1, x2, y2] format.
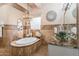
[46, 10, 57, 21]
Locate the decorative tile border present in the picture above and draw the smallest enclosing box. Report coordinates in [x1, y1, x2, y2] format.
[41, 25, 54, 30]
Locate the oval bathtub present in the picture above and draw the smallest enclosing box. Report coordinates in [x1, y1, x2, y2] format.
[10, 37, 41, 56]
[10, 37, 40, 47]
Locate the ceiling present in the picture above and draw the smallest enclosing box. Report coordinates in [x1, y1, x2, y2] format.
[0, 3, 76, 18]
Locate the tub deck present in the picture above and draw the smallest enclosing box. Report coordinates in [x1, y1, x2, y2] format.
[10, 38, 41, 56]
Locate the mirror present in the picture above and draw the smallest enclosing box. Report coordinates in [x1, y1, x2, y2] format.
[46, 10, 57, 21]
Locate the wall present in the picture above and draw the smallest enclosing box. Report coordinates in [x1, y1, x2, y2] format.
[41, 3, 76, 43]
[0, 4, 24, 25]
[0, 5, 8, 25]
[0, 5, 24, 48]
[65, 4, 76, 24]
[41, 3, 76, 25]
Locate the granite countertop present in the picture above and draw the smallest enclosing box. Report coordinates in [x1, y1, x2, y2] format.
[48, 42, 79, 49]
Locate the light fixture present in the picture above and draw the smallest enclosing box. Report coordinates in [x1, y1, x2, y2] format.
[63, 3, 72, 11]
[23, 13, 29, 19]
[23, 13, 33, 20]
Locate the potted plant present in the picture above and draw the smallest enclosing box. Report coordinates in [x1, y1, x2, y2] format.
[56, 31, 68, 45]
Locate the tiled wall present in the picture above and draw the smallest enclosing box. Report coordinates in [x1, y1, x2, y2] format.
[3, 25, 17, 48]
[41, 24, 77, 43]
[41, 25, 54, 42]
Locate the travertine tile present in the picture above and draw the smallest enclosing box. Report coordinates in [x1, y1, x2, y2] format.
[32, 45, 48, 56]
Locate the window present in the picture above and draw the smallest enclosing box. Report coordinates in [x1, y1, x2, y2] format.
[30, 17, 41, 30]
[17, 19, 23, 38]
[17, 19, 23, 31]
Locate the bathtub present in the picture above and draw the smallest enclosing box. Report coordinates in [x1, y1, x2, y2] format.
[10, 37, 40, 47]
[10, 37, 41, 55]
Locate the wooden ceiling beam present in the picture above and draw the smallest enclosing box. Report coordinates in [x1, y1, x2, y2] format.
[12, 3, 28, 13]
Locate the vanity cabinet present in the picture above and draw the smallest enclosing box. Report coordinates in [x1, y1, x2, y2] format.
[48, 44, 79, 56]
